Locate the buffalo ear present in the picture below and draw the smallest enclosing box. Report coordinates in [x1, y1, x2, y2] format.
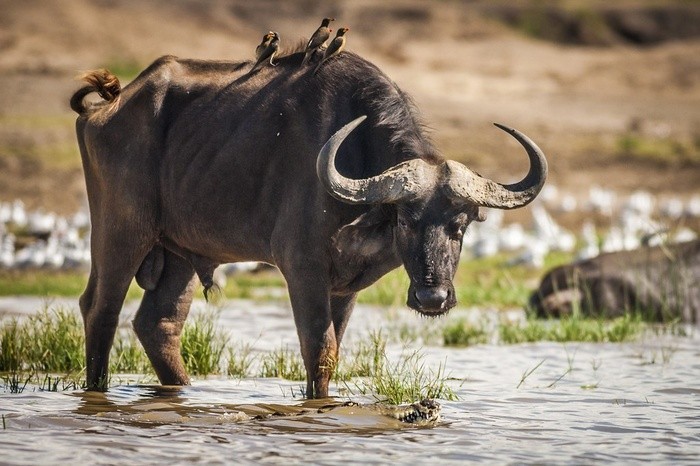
[333, 206, 393, 257]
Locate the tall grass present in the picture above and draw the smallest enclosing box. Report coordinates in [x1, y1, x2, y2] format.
[110, 332, 152, 374]
[258, 346, 305, 380]
[335, 330, 386, 381]
[22, 306, 85, 373]
[226, 343, 253, 378]
[0, 306, 234, 388]
[180, 311, 229, 376]
[442, 319, 489, 347]
[391, 320, 443, 346]
[0, 306, 87, 393]
[338, 330, 457, 404]
[500, 314, 644, 344]
[348, 348, 458, 405]
[0, 318, 23, 372]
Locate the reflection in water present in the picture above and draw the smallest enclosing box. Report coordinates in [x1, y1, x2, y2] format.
[73, 386, 200, 428]
[70, 385, 424, 433]
[1, 301, 700, 464]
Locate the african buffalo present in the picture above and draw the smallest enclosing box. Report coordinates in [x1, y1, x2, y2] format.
[71, 46, 547, 397]
[530, 240, 700, 323]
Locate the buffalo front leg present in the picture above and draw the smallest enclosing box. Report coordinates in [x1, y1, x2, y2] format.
[133, 249, 197, 385]
[329, 293, 358, 388]
[331, 292, 357, 353]
[286, 275, 337, 399]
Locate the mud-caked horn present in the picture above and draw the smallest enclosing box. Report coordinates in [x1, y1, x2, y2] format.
[443, 124, 548, 209]
[316, 115, 435, 204]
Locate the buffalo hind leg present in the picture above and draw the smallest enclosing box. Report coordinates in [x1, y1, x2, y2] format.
[80, 239, 151, 390]
[133, 249, 197, 385]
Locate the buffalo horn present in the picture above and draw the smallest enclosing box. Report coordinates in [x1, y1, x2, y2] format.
[316, 115, 433, 204]
[444, 123, 548, 209]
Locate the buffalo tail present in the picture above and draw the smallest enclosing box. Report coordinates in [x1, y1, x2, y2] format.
[70, 69, 121, 114]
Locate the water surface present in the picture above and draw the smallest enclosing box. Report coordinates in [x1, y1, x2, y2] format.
[1, 298, 699, 464]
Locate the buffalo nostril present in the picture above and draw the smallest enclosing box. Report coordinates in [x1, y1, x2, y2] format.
[414, 287, 449, 310]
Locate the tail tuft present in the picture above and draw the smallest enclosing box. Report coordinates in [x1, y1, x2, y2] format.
[70, 69, 121, 114]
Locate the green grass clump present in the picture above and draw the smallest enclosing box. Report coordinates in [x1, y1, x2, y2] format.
[110, 332, 153, 374]
[442, 319, 489, 347]
[0, 318, 24, 372]
[0, 305, 247, 386]
[499, 314, 644, 344]
[226, 344, 253, 378]
[2, 306, 233, 378]
[180, 311, 229, 376]
[0, 306, 86, 386]
[605, 314, 644, 342]
[350, 349, 458, 405]
[339, 331, 457, 404]
[23, 306, 85, 373]
[335, 330, 386, 381]
[259, 346, 306, 381]
[499, 319, 548, 344]
[391, 321, 443, 345]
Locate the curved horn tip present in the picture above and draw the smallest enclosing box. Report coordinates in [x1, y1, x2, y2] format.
[493, 122, 516, 134]
[346, 114, 368, 129]
[327, 115, 368, 145]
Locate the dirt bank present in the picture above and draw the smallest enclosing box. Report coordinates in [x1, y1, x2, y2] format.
[0, 0, 698, 214]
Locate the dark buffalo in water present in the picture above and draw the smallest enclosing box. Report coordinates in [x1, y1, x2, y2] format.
[71, 48, 547, 397]
[530, 240, 700, 323]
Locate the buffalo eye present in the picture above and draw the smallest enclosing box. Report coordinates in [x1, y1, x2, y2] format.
[449, 221, 468, 241]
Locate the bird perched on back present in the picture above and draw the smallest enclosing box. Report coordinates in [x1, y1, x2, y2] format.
[255, 31, 275, 60]
[301, 17, 335, 66]
[313, 27, 349, 75]
[249, 31, 280, 74]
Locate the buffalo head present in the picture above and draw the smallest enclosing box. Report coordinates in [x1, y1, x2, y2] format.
[317, 115, 547, 316]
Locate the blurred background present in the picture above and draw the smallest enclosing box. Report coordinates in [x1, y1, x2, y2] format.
[0, 0, 698, 280]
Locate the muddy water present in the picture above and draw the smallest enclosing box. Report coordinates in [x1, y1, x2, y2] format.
[1, 298, 699, 464]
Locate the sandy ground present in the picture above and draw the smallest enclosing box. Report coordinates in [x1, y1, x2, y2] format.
[0, 0, 698, 215]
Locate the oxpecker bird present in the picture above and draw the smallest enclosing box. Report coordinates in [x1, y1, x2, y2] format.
[249, 31, 280, 74]
[313, 27, 349, 75]
[255, 31, 275, 60]
[301, 17, 335, 66]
